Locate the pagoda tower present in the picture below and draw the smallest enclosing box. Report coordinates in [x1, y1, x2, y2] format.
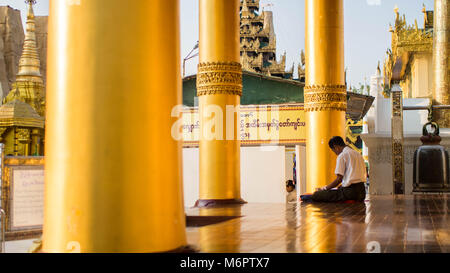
[0, 0, 45, 156]
[239, 0, 294, 79]
[3, 0, 45, 117]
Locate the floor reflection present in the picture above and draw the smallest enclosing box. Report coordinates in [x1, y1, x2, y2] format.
[284, 202, 298, 252]
[197, 206, 242, 253]
[185, 195, 449, 253]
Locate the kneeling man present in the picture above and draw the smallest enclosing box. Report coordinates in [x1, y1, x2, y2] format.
[312, 136, 367, 202]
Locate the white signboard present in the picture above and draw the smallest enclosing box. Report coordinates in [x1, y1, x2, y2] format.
[12, 168, 44, 229]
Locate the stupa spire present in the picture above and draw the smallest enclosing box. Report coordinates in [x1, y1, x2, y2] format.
[17, 0, 41, 78]
[3, 0, 45, 117]
[241, 0, 251, 18]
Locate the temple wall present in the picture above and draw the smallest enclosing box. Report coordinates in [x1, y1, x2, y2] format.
[285, 149, 294, 181]
[362, 133, 450, 195]
[182, 146, 288, 207]
[374, 98, 430, 134]
[363, 76, 432, 194]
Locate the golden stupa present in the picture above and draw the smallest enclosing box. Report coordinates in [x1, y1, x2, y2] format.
[0, 0, 45, 156]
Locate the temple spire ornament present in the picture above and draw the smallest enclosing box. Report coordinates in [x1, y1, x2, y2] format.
[3, 0, 45, 117]
[241, 0, 251, 19]
[239, 0, 293, 79]
[0, 0, 45, 156]
[18, 0, 41, 78]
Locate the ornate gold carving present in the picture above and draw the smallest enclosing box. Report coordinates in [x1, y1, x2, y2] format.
[197, 62, 243, 97]
[0, 127, 7, 138]
[392, 91, 403, 117]
[392, 139, 405, 194]
[304, 85, 347, 112]
[383, 6, 433, 86]
[16, 128, 31, 142]
[391, 88, 404, 194]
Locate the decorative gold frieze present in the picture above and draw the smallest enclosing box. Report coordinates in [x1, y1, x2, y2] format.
[391, 87, 404, 194]
[304, 85, 347, 112]
[16, 128, 31, 142]
[383, 5, 433, 87]
[197, 62, 243, 96]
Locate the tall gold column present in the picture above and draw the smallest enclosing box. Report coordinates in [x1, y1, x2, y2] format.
[433, 0, 450, 127]
[196, 0, 245, 207]
[305, 0, 346, 193]
[43, 0, 186, 252]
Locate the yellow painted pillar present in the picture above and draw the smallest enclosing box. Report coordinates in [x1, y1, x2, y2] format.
[305, 0, 346, 193]
[433, 0, 450, 127]
[196, 0, 245, 207]
[43, 0, 186, 252]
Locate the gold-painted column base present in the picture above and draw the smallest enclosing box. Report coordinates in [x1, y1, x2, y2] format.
[194, 198, 247, 208]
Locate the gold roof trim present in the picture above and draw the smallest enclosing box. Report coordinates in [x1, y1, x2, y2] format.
[0, 99, 44, 128]
[383, 5, 433, 84]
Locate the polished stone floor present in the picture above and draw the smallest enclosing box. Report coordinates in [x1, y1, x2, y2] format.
[185, 194, 450, 253]
[2, 195, 449, 253]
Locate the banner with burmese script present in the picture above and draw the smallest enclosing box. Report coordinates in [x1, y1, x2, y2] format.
[182, 104, 306, 147]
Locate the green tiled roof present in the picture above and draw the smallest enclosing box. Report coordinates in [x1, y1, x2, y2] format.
[183, 71, 304, 107]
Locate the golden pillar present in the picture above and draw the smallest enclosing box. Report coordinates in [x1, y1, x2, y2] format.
[433, 0, 450, 127]
[305, 0, 346, 193]
[43, 0, 186, 252]
[196, 0, 245, 207]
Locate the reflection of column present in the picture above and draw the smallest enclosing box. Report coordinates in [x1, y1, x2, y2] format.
[285, 203, 298, 252]
[43, 0, 186, 252]
[305, 0, 346, 192]
[198, 207, 241, 252]
[299, 205, 337, 253]
[196, 0, 245, 207]
[433, 0, 450, 127]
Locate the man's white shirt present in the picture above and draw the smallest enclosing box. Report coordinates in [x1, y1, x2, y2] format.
[335, 146, 367, 187]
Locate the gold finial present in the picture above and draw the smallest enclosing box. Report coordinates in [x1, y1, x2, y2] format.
[17, 0, 41, 77]
[422, 3, 428, 28]
[394, 5, 399, 20]
[377, 61, 381, 75]
[389, 23, 394, 33]
[25, 0, 37, 16]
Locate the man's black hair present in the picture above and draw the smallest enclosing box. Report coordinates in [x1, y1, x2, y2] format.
[286, 180, 295, 188]
[328, 136, 346, 149]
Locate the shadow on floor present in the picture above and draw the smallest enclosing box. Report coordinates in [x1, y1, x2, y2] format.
[186, 216, 242, 227]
